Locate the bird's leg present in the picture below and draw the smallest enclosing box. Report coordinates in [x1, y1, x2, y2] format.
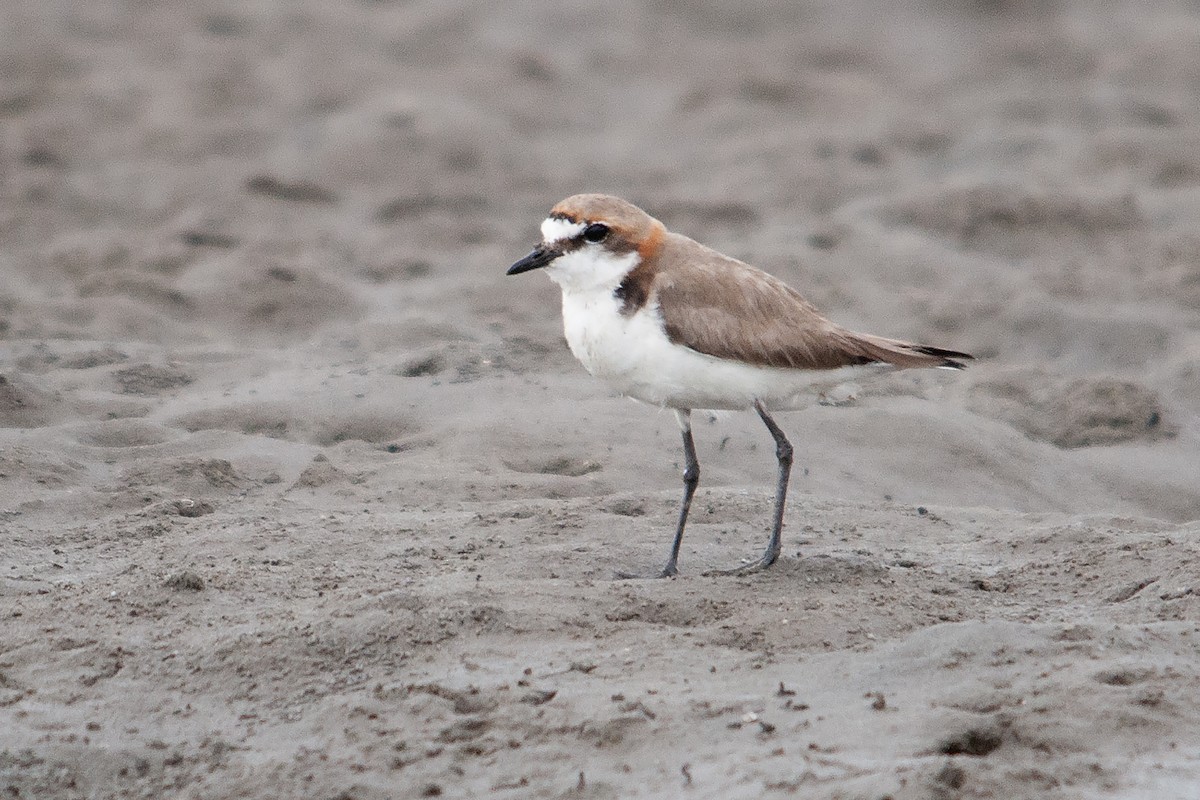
[663, 409, 701, 576]
[616, 409, 697, 579]
[755, 401, 793, 567]
[707, 400, 793, 575]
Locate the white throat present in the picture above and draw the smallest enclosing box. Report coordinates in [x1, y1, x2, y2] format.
[546, 246, 640, 294]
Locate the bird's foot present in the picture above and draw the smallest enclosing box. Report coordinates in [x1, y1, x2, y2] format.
[613, 563, 678, 580]
[702, 550, 780, 577]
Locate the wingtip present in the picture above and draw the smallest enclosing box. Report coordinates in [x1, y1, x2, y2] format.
[913, 345, 974, 370]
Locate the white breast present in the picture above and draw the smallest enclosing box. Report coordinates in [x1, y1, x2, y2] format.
[544, 245, 885, 410]
[556, 282, 879, 412]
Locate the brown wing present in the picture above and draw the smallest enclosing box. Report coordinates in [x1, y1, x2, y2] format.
[650, 235, 971, 371]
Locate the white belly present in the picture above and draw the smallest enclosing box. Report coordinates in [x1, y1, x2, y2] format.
[559, 287, 880, 411]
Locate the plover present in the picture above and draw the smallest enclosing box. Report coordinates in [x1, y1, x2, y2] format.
[508, 194, 972, 577]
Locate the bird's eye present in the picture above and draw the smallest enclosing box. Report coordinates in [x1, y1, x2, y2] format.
[583, 223, 610, 243]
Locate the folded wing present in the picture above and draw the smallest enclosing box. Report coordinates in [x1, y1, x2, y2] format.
[651, 237, 972, 371]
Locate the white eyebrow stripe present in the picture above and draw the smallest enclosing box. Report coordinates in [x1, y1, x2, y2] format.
[541, 217, 585, 244]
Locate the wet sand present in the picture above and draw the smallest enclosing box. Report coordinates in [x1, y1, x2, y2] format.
[2, 1, 1200, 797]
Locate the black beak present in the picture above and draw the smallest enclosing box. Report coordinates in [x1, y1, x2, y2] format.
[507, 245, 560, 275]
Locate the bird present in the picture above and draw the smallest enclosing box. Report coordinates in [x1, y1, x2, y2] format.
[507, 194, 972, 578]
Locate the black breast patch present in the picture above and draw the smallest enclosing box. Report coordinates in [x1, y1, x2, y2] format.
[613, 272, 652, 317]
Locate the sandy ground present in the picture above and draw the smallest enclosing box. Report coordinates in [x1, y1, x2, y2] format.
[3, 1, 1200, 798]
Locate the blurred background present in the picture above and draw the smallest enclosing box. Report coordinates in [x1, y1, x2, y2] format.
[4, 0, 1199, 509]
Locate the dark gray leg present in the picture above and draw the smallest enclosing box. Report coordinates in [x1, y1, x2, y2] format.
[616, 409, 697, 579]
[662, 409, 700, 576]
[707, 400, 793, 575]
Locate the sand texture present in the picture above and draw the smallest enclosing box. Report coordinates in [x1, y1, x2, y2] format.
[3, 1, 1200, 798]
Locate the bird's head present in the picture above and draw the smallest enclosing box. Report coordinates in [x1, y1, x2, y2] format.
[508, 194, 665, 291]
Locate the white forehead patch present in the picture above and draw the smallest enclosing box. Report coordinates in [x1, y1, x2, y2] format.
[541, 217, 585, 244]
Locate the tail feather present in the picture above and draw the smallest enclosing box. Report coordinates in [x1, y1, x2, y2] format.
[905, 344, 974, 370]
[852, 333, 974, 370]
